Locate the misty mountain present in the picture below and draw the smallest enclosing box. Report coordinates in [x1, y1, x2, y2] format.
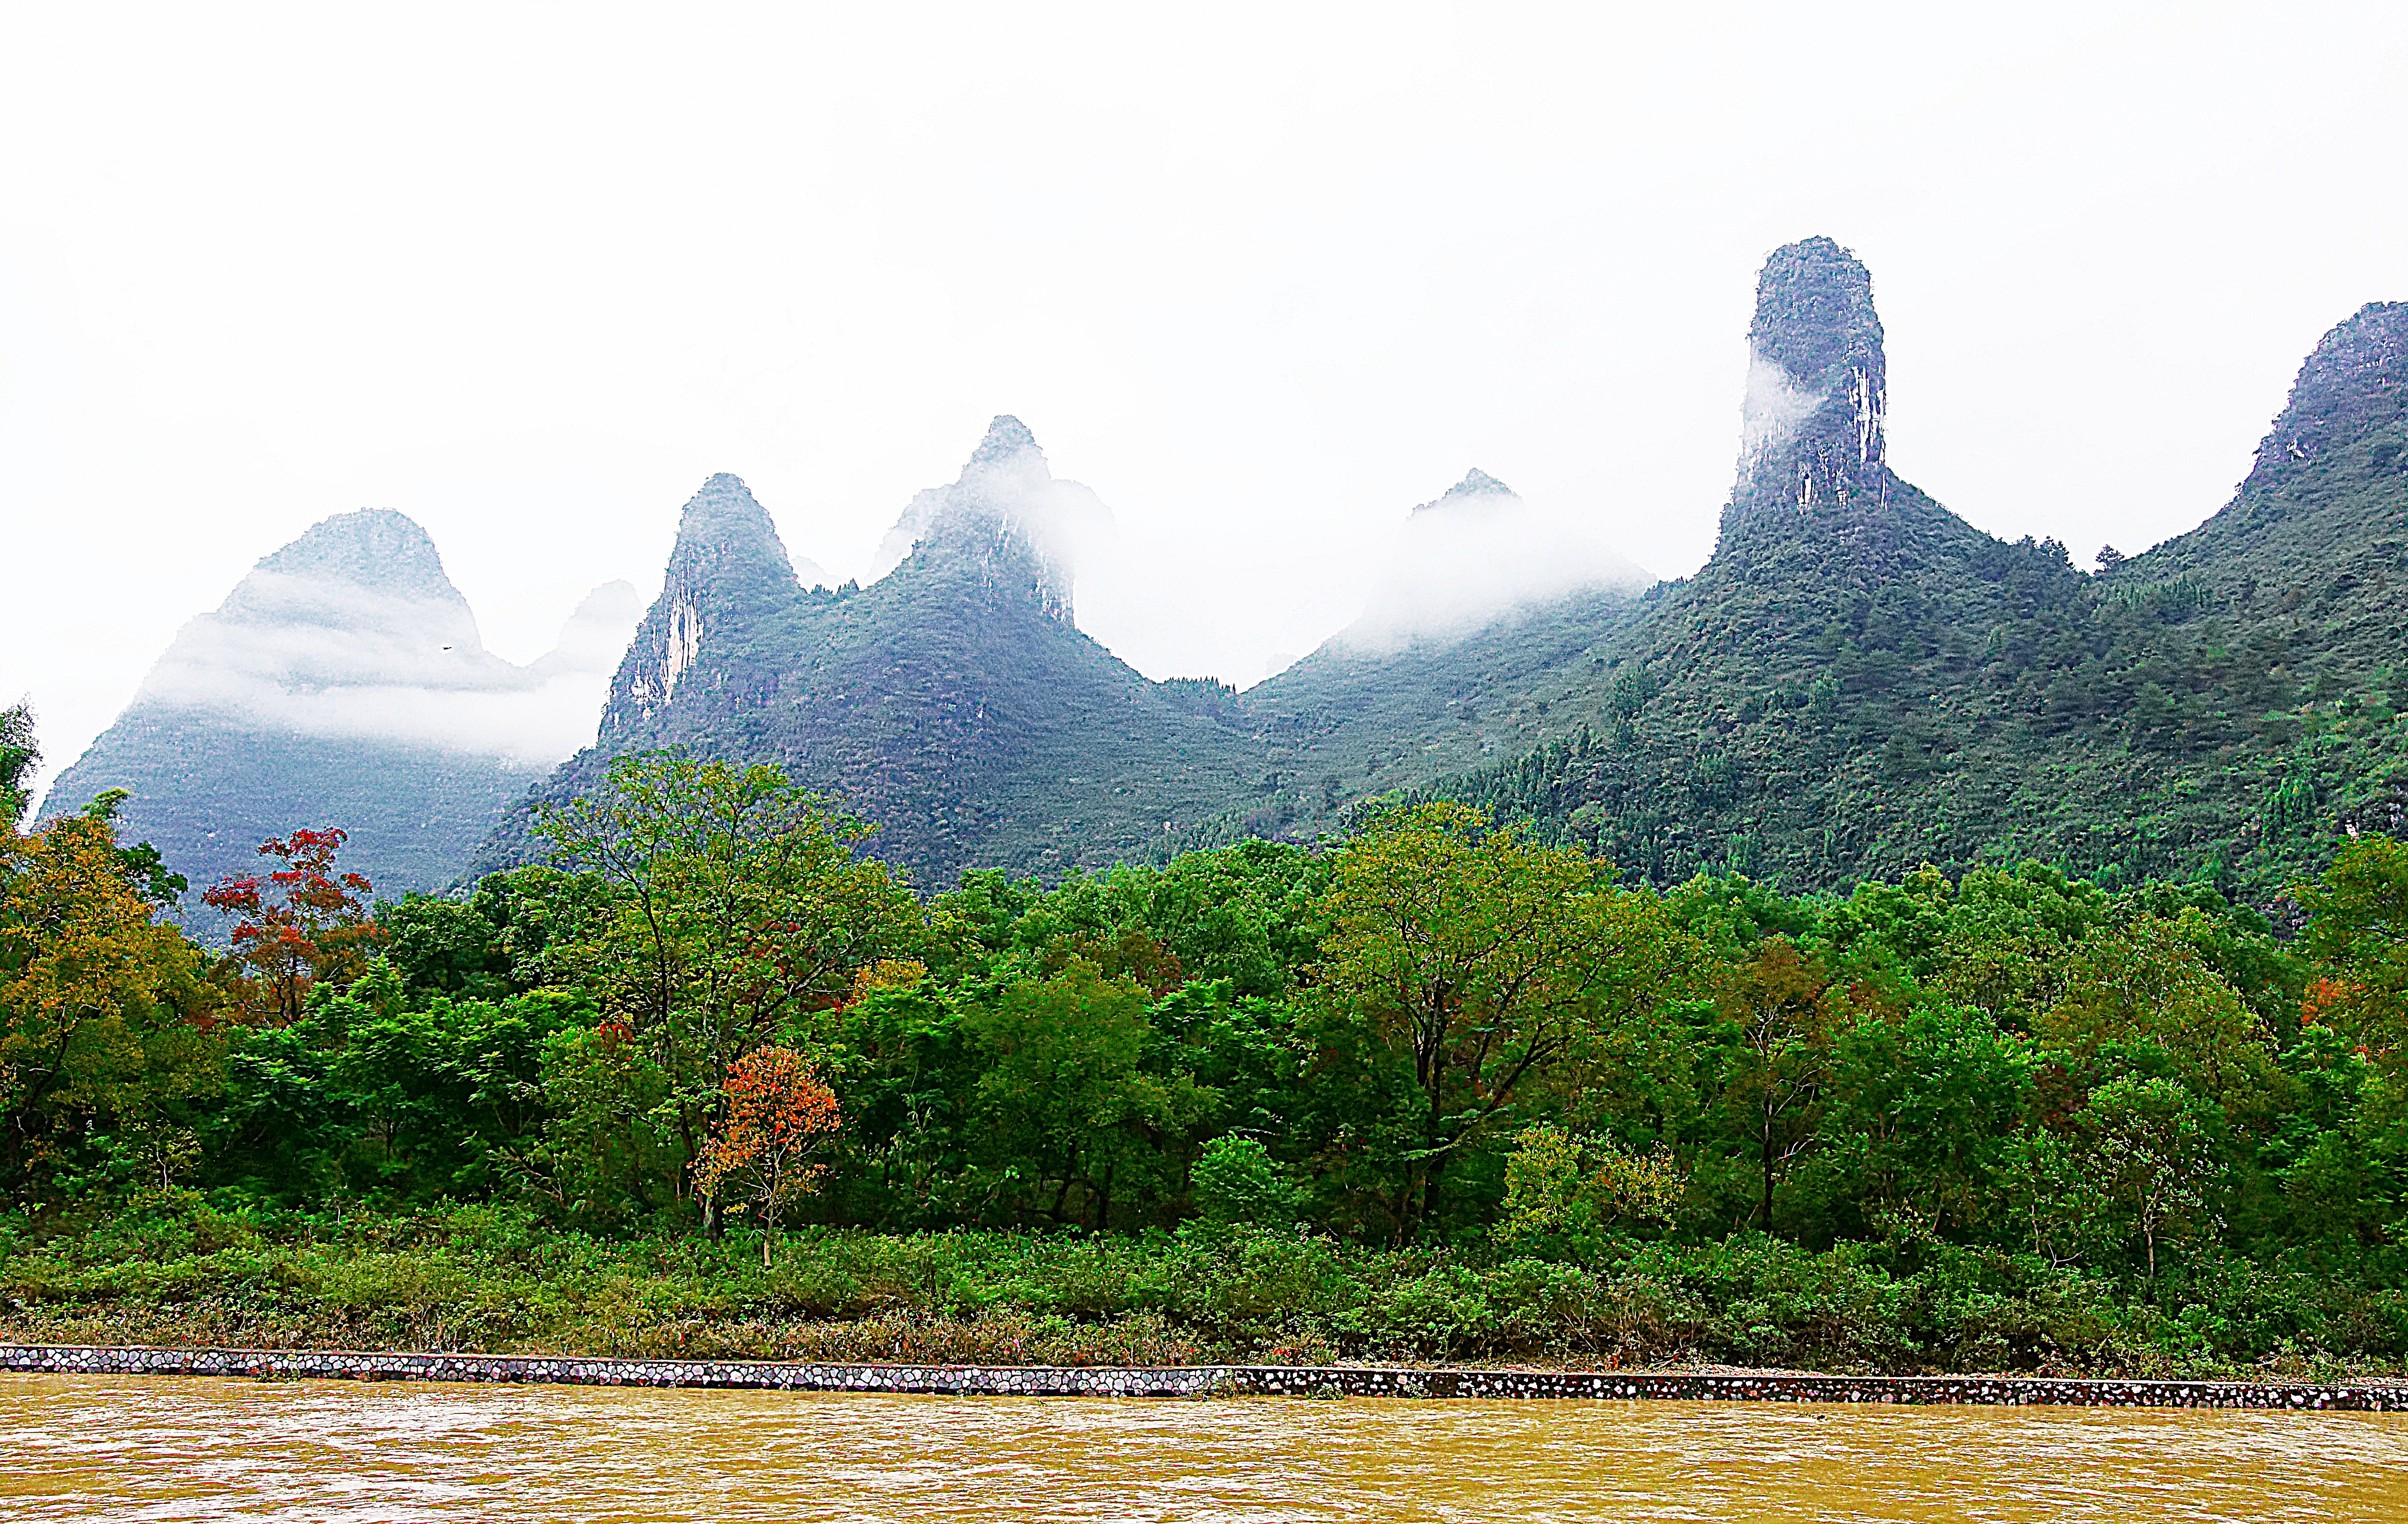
[1397, 240, 2408, 901]
[475, 428, 1261, 885]
[83, 240, 2403, 910]
[43, 510, 639, 908]
[1189, 469, 1658, 845]
[373, 239, 2408, 907]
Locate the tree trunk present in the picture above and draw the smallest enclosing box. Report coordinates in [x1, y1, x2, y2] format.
[1759, 1111, 1776, 1231]
[1417, 1060, 1448, 1240]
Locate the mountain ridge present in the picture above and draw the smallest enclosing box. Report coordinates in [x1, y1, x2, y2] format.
[1398, 250, 2407, 902]
[57, 245, 2405, 909]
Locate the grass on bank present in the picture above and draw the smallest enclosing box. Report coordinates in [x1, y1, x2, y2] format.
[5, 1197, 2406, 1381]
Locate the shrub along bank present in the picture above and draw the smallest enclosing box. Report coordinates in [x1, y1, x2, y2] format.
[6, 1201, 2405, 1380]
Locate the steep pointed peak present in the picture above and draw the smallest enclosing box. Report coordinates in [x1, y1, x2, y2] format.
[2242, 300, 2408, 495]
[669, 472, 791, 565]
[679, 471, 765, 516]
[1413, 468, 1518, 514]
[608, 475, 803, 730]
[865, 417, 1093, 625]
[655, 472, 803, 611]
[252, 508, 461, 602]
[970, 414, 1043, 467]
[1726, 235, 1890, 524]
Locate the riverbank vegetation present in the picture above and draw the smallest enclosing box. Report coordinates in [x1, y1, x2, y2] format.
[7, 711, 2408, 1375]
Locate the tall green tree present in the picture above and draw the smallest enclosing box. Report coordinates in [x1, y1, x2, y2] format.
[1714, 938, 1841, 1232]
[1, 701, 40, 828]
[1318, 803, 1610, 1238]
[534, 753, 924, 1213]
[1, 809, 220, 1197]
[2083, 1074, 2225, 1278]
[964, 960, 1208, 1229]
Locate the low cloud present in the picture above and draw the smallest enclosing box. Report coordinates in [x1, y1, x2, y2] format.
[1737, 347, 1825, 480]
[1335, 470, 1653, 655]
[136, 514, 640, 765]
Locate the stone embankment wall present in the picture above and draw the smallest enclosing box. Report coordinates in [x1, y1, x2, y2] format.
[3, 1345, 2399, 1409]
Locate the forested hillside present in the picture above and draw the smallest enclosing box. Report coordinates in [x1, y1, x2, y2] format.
[1366, 245, 2408, 904]
[476, 433, 1262, 887]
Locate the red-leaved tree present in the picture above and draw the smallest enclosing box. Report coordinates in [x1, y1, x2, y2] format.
[202, 828, 385, 1022]
[691, 1046, 842, 1265]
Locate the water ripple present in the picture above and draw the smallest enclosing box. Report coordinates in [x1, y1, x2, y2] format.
[5, 1374, 2406, 1522]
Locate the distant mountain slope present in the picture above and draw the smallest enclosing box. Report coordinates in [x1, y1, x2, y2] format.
[1211, 471, 1653, 847]
[478, 428, 1261, 886]
[44, 510, 638, 908]
[1412, 244, 2407, 902]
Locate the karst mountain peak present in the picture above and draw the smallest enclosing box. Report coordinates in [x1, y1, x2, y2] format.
[42, 502, 639, 910]
[968, 413, 1043, 468]
[58, 234, 2408, 911]
[1728, 235, 1891, 528]
[2239, 300, 2408, 499]
[603, 472, 818, 734]
[245, 508, 470, 610]
[1416, 468, 1516, 512]
[871, 413, 1101, 628]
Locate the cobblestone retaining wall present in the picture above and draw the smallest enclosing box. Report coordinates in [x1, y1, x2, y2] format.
[3, 1345, 2400, 1409]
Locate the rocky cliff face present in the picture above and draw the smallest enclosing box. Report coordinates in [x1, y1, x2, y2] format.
[2240, 301, 2408, 496]
[603, 473, 815, 739]
[1727, 236, 1890, 527]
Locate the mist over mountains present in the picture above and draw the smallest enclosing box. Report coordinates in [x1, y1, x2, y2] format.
[44, 237, 2407, 909]
[41, 511, 639, 908]
[1338, 469, 1652, 655]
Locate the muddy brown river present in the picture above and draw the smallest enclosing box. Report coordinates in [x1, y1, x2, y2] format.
[5, 1373, 2407, 1521]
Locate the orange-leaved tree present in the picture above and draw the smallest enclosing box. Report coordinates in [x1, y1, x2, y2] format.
[691, 1045, 842, 1266]
[2296, 834, 2408, 1068]
[202, 828, 385, 1023]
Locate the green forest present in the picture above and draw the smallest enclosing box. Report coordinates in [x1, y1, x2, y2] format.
[8, 703, 2408, 1377]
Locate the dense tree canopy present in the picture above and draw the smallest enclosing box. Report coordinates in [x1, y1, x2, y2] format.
[7, 744, 2408, 1330]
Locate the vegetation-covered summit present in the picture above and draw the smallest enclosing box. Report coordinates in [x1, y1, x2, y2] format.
[477, 433, 1261, 887]
[1330, 260, 2408, 906]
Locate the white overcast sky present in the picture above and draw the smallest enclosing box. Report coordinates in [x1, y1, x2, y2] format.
[6, 2, 2406, 806]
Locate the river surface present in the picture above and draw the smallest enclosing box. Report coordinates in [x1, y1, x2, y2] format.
[6, 1373, 2407, 1521]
